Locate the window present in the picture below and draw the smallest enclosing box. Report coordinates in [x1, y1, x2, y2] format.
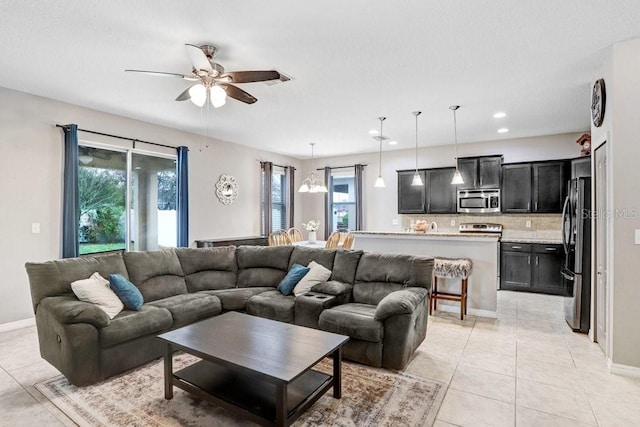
[261, 162, 294, 234]
[329, 169, 356, 232]
[78, 144, 177, 255]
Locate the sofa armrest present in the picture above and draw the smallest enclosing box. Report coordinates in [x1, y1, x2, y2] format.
[310, 280, 352, 297]
[39, 295, 111, 328]
[374, 287, 428, 321]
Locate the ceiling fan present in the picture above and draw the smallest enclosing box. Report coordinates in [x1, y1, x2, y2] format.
[126, 44, 286, 108]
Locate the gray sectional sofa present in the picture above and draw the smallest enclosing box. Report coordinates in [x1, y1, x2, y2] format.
[25, 245, 434, 386]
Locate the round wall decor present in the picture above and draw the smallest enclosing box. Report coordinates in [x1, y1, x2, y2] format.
[215, 175, 238, 205]
[591, 78, 606, 127]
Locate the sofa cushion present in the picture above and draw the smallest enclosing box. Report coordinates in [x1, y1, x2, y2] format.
[147, 294, 221, 327]
[330, 250, 363, 284]
[175, 246, 237, 292]
[123, 250, 187, 302]
[277, 264, 310, 296]
[70, 272, 123, 319]
[108, 274, 144, 311]
[293, 261, 332, 296]
[353, 282, 405, 306]
[199, 287, 274, 311]
[246, 290, 295, 323]
[319, 303, 383, 343]
[100, 305, 173, 348]
[26, 252, 128, 311]
[237, 245, 293, 270]
[289, 246, 336, 271]
[237, 268, 288, 288]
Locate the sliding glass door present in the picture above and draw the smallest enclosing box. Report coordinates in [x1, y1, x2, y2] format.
[78, 144, 177, 255]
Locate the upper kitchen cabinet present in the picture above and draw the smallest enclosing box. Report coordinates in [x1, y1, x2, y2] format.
[398, 170, 426, 213]
[502, 160, 568, 213]
[456, 155, 503, 189]
[502, 164, 532, 213]
[571, 157, 591, 179]
[532, 161, 568, 213]
[425, 168, 457, 213]
[397, 168, 457, 214]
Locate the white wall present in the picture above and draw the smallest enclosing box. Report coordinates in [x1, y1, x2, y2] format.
[591, 38, 640, 369]
[0, 86, 301, 324]
[300, 133, 583, 238]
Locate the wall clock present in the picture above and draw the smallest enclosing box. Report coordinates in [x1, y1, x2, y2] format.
[591, 78, 606, 127]
[215, 175, 238, 205]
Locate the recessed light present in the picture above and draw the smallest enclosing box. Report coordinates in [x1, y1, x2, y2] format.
[388, 140, 398, 145]
[493, 112, 506, 119]
[497, 128, 509, 133]
[368, 129, 379, 135]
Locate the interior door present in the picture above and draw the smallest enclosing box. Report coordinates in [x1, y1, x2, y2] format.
[594, 144, 607, 353]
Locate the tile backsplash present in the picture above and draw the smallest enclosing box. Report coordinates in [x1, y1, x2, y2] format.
[401, 213, 562, 241]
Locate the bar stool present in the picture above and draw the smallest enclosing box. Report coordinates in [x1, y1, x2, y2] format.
[429, 257, 473, 320]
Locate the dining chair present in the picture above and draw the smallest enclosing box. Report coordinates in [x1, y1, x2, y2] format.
[268, 230, 292, 246]
[287, 227, 304, 243]
[341, 232, 355, 249]
[325, 231, 341, 249]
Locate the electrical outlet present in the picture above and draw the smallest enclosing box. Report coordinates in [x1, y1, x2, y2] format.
[392, 218, 399, 226]
[31, 223, 41, 234]
[635, 229, 640, 245]
[525, 220, 532, 228]
[450, 219, 456, 227]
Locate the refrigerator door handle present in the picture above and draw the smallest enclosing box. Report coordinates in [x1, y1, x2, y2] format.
[562, 270, 575, 281]
[561, 194, 570, 254]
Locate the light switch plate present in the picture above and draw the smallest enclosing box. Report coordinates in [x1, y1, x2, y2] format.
[450, 219, 456, 227]
[525, 220, 532, 228]
[392, 218, 399, 226]
[635, 229, 640, 245]
[31, 223, 41, 234]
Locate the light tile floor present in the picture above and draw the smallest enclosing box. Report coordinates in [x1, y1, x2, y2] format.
[1, 291, 639, 426]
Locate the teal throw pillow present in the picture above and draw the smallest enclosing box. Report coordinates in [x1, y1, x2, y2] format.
[109, 274, 144, 310]
[277, 264, 310, 296]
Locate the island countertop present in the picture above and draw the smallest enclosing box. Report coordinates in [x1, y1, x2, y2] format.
[351, 230, 500, 241]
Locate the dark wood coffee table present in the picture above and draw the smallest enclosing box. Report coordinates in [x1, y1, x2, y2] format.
[157, 311, 349, 427]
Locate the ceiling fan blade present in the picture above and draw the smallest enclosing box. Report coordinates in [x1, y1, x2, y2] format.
[125, 69, 196, 80]
[218, 70, 281, 84]
[175, 85, 196, 102]
[219, 83, 257, 104]
[185, 44, 213, 74]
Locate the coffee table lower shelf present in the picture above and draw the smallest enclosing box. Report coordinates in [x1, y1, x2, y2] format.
[172, 360, 333, 426]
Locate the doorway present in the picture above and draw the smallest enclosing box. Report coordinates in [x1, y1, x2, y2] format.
[594, 142, 608, 354]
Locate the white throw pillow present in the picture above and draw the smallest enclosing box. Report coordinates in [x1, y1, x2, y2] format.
[293, 261, 332, 296]
[71, 272, 124, 319]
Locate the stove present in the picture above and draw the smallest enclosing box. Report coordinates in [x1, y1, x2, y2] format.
[459, 223, 503, 234]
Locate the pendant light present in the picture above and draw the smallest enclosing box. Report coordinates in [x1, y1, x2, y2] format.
[374, 117, 386, 188]
[411, 111, 423, 186]
[450, 105, 465, 185]
[298, 143, 328, 193]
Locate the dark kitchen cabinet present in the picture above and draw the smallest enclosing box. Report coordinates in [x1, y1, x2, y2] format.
[500, 242, 564, 295]
[398, 170, 426, 213]
[502, 160, 568, 213]
[457, 155, 503, 189]
[571, 157, 591, 179]
[502, 164, 532, 213]
[532, 162, 567, 213]
[425, 168, 457, 213]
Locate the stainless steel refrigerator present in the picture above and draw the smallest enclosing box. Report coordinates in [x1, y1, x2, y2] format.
[562, 177, 592, 333]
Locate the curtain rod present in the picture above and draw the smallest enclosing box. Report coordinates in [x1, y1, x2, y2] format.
[316, 164, 368, 171]
[56, 124, 179, 151]
[259, 161, 296, 170]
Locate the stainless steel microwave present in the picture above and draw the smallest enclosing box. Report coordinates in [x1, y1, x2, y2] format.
[457, 189, 501, 214]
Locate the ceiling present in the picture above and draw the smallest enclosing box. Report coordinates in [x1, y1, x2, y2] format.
[1, 1, 639, 159]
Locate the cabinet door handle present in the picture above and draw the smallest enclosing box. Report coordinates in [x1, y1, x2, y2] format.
[545, 247, 556, 251]
[527, 202, 530, 210]
[480, 177, 483, 186]
[528, 255, 531, 265]
[511, 245, 522, 249]
[536, 256, 539, 265]
[535, 202, 538, 210]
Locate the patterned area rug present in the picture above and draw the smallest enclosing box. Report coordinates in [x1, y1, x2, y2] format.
[36, 354, 446, 426]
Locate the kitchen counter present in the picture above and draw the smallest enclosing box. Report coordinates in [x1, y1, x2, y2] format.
[352, 231, 499, 317]
[500, 237, 563, 244]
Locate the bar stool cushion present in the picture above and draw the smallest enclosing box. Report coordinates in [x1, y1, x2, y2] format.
[433, 257, 472, 279]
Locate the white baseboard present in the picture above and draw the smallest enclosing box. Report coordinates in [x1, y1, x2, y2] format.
[436, 304, 497, 319]
[0, 317, 35, 333]
[609, 362, 640, 378]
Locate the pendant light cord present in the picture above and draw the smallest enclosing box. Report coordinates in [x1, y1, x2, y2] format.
[378, 117, 385, 176]
[413, 111, 422, 172]
[454, 108, 458, 161]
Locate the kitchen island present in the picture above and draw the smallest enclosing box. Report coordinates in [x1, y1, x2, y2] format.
[352, 231, 500, 317]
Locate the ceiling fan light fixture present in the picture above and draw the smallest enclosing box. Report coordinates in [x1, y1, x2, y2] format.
[210, 85, 227, 108]
[189, 84, 207, 107]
